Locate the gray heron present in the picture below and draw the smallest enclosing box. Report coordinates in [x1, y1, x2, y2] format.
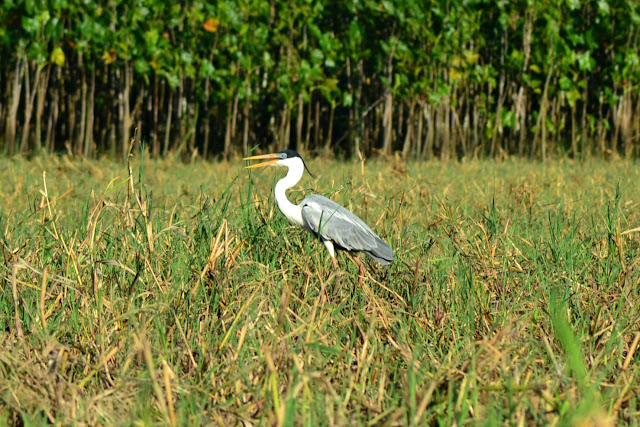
[244, 150, 394, 279]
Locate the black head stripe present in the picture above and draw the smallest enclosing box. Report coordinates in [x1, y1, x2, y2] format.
[278, 149, 315, 178]
[279, 149, 301, 159]
[303, 161, 316, 178]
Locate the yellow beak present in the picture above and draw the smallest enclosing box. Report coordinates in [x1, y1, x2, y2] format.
[243, 153, 280, 169]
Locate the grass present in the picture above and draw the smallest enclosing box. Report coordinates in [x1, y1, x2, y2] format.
[0, 152, 639, 425]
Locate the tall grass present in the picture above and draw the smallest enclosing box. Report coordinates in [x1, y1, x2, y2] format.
[0, 153, 639, 425]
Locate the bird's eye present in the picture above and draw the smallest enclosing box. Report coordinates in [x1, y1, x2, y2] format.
[279, 153, 287, 159]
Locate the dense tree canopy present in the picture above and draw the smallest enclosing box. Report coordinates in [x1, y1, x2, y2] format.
[1, 0, 639, 159]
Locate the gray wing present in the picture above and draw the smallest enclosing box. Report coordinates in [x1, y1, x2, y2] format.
[300, 194, 394, 265]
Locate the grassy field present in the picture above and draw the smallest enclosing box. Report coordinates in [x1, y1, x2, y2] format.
[0, 153, 639, 425]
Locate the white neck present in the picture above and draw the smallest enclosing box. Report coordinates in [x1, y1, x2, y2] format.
[274, 160, 305, 228]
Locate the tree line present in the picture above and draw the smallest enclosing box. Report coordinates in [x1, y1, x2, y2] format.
[1, 0, 639, 160]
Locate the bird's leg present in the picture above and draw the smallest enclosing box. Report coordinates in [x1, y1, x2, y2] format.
[316, 255, 340, 304]
[323, 240, 342, 288]
[331, 255, 343, 287]
[348, 253, 367, 287]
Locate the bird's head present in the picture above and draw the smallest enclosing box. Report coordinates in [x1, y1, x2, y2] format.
[244, 150, 315, 177]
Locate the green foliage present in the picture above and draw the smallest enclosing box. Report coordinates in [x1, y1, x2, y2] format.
[0, 0, 639, 158]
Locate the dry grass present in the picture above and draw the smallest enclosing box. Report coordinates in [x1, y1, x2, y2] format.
[0, 153, 639, 425]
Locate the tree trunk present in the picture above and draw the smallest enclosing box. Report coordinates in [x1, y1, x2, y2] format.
[580, 77, 589, 157]
[382, 91, 393, 154]
[242, 101, 250, 156]
[177, 74, 184, 147]
[46, 67, 61, 153]
[296, 93, 304, 152]
[531, 43, 555, 159]
[202, 74, 211, 158]
[517, 3, 533, 157]
[324, 103, 335, 153]
[163, 90, 173, 157]
[622, 88, 633, 158]
[424, 105, 435, 159]
[231, 93, 239, 141]
[152, 76, 160, 156]
[314, 99, 321, 150]
[441, 103, 450, 160]
[382, 34, 397, 155]
[415, 100, 424, 159]
[490, 69, 505, 158]
[5, 55, 25, 155]
[279, 103, 290, 151]
[20, 60, 43, 154]
[84, 63, 95, 157]
[188, 102, 198, 157]
[402, 100, 415, 158]
[35, 66, 51, 153]
[305, 95, 312, 152]
[76, 52, 87, 155]
[119, 63, 132, 160]
[224, 100, 233, 159]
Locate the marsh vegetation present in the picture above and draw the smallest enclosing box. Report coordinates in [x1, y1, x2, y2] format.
[1, 155, 639, 424]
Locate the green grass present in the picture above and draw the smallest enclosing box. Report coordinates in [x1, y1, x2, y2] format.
[1, 154, 639, 425]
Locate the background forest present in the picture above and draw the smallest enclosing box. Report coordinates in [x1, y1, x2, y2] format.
[1, 0, 639, 160]
[2, 1, 640, 425]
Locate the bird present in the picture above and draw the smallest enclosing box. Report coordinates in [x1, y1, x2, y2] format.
[244, 150, 394, 279]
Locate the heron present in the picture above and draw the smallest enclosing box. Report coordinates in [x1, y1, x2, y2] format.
[244, 150, 394, 281]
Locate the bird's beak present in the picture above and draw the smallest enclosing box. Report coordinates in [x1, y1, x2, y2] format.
[243, 153, 280, 169]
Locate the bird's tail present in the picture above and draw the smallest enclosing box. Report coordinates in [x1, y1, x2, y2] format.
[364, 238, 394, 265]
